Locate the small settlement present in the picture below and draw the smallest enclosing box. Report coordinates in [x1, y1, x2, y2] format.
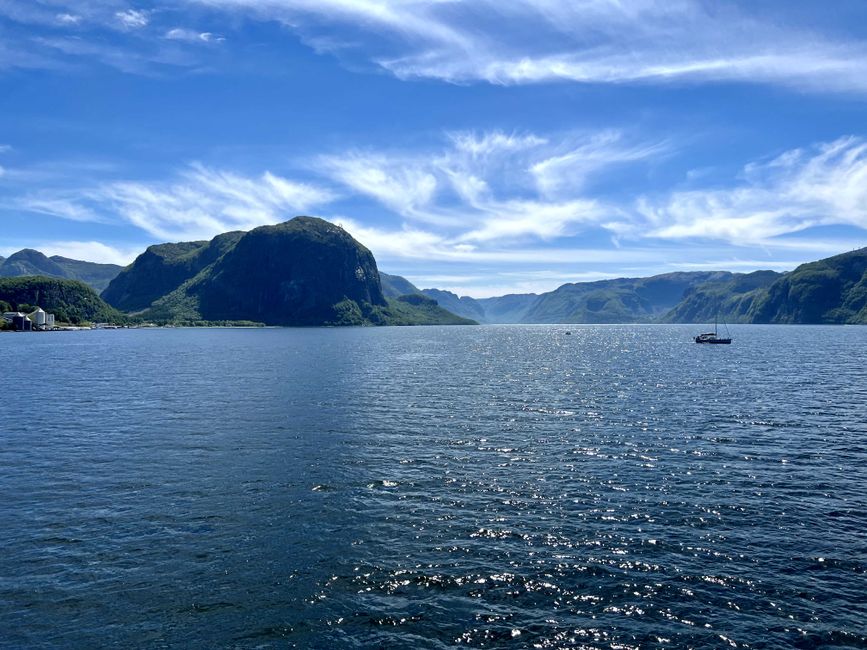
[2, 307, 56, 332]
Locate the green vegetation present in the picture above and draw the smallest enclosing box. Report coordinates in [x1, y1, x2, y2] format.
[0, 276, 126, 325]
[102, 231, 243, 312]
[378, 295, 478, 325]
[518, 272, 730, 323]
[662, 271, 781, 323]
[749, 248, 867, 324]
[0, 249, 122, 292]
[107, 217, 474, 327]
[379, 272, 421, 298]
[420, 289, 487, 322]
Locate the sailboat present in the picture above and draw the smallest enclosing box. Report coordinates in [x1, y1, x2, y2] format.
[694, 315, 732, 344]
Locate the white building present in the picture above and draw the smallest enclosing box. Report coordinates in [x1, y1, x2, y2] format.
[26, 307, 56, 330]
[3, 311, 25, 323]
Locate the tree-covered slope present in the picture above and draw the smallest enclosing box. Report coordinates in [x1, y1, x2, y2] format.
[519, 272, 729, 323]
[101, 231, 244, 312]
[130, 217, 473, 326]
[748, 248, 867, 324]
[662, 271, 781, 323]
[0, 276, 125, 324]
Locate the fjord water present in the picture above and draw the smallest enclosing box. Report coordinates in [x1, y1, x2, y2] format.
[1, 326, 865, 649]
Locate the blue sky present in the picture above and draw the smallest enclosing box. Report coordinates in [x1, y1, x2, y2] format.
[3, 1, 867, 297]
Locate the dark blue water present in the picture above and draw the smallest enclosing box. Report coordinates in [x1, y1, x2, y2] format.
[1, 325, 866, 649]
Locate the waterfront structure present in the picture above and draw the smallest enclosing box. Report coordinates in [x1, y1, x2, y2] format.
[11, 315, 32, 331]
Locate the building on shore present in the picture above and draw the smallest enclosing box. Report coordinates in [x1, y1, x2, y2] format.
[12, 315, 32, 331]
[2, 308, 56, 331]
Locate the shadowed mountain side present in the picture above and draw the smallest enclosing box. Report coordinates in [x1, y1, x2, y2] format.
[380, 273, 421, 298]
[420, 289, 487, 323]
[102, 231, 244, 312]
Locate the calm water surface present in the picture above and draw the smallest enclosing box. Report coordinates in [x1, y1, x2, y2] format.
[1, 325, 866, 649]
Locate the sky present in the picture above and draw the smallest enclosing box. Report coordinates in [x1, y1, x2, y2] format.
[3, 1, 867, 297]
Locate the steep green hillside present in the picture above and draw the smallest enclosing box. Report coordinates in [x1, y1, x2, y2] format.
[421, 289, 486, 322]
[127, 217, 473, 327]
[749, 248, 867, 324]
[102, 232, 244, 312]
[662, 271, 781, 323]
[0, 276, 125, 324]
[380, 273, 421, 298]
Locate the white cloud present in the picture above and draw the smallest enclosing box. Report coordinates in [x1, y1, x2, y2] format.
[19, 197, 104, 223]
[19, 164, 335, 241]
[37, 241, 142, 266]
[56, 13, 82, 26]
[165, 28, 225, 43]
[319, 129, 653, 241]
[187, 0, 867, 94]
[318, 152, 443, 223]
[115, 9, 149, 30]
[531, 131, 668, 197]
[639, 136, 867, 244]
[98, 164, 335, 240]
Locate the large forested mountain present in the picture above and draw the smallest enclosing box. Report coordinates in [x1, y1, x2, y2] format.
[102, 217, 476, 326]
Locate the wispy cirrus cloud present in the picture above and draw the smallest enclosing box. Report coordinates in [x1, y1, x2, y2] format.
[19, 163, 335, 241]
[186, 0, 867, 94]
[638, 136, 867, 244]
[318, 129, 657, 242]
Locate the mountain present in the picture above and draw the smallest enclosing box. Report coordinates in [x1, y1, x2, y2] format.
[475, 293, 538, 323]
[49, 257, 125, 292]
[0, 249, 123, 292]
[661, 271, 781, 324]
[0, 249, 68, 278]
[420, 289, 486, 322]
[376, 294, 477, 326]
[102, 232, 244, 312]
[104, 217, 475, 326]
[515, 272, 730, 324]
[0, 276, 125, 325]
[749, 248, 867, 324]
[380, 273, 421, 298]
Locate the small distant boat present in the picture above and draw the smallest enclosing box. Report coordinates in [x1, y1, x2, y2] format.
[695, 315, 731, 344]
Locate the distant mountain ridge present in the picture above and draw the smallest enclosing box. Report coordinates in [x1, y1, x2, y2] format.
[0, 249, 122, 292]
[377, 246, 867, 325]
